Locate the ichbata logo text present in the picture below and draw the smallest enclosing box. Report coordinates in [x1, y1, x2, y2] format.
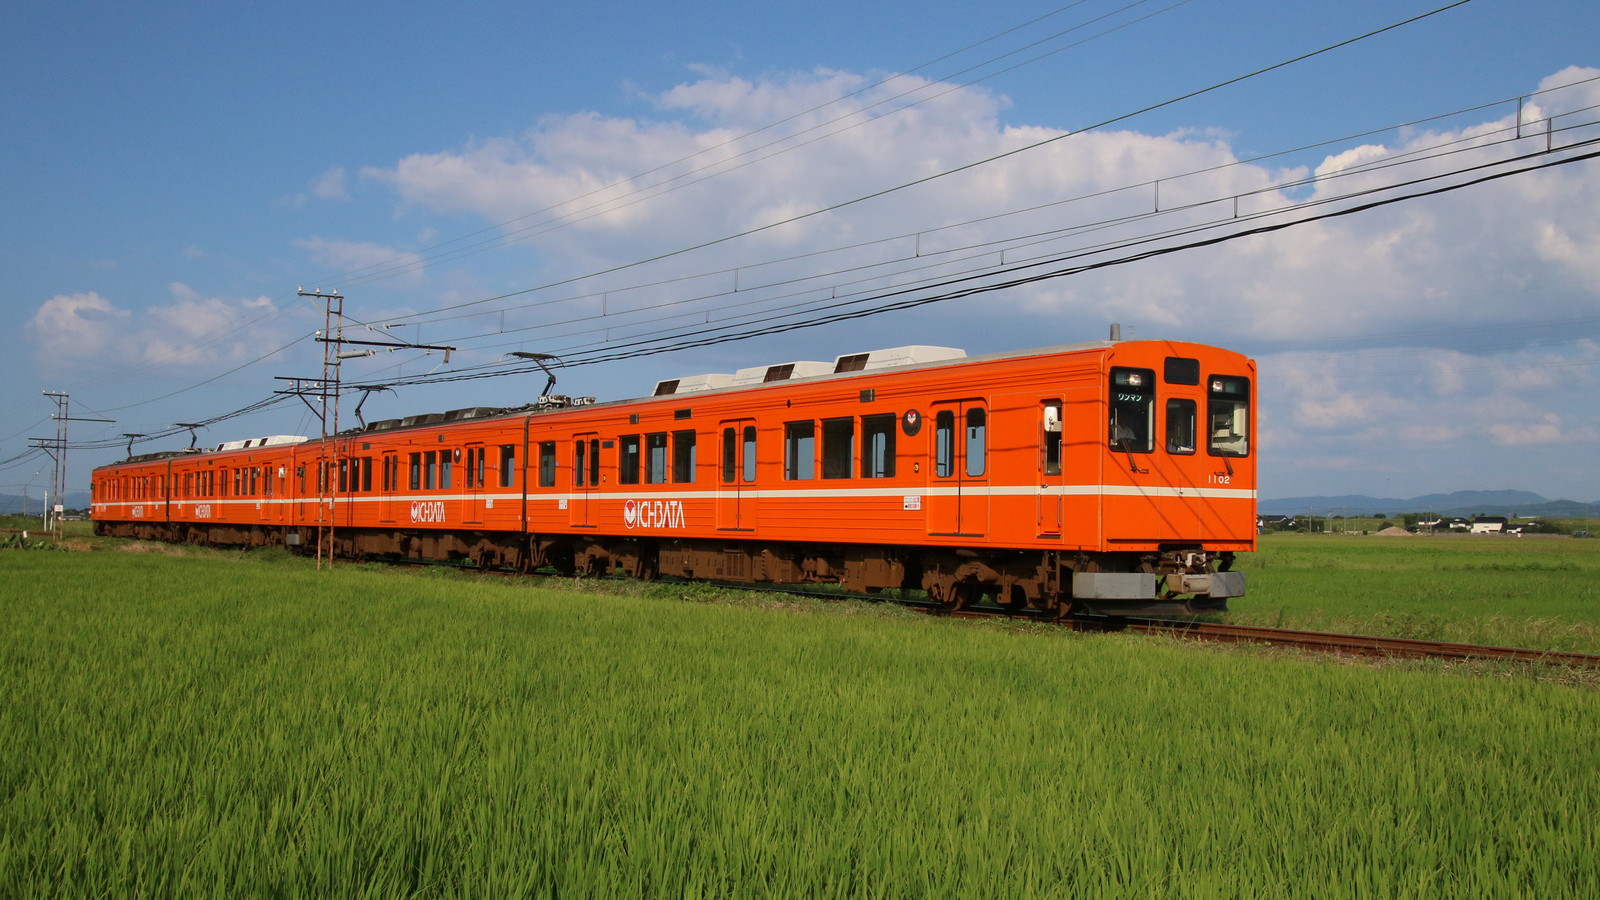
[411, 501, 447, 523]
[623, 499, 685, 530]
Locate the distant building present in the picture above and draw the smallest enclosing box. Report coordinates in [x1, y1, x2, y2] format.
[1257, 515, 1296, 532]
[1470, 516, 1509, 534]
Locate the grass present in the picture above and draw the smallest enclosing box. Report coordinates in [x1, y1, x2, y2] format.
[2, 547, 1599, 897]
[1231, 533, 1600, 652]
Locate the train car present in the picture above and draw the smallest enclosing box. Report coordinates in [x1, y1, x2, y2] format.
[91, 337, 1255, 616]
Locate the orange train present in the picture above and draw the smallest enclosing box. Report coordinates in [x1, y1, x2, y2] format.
[91, 338, 1256, 616]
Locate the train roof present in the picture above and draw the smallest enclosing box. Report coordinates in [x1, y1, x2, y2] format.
[97, 338, 1243, 469]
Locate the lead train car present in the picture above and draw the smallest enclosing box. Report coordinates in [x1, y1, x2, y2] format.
[92, 339, 1256, 616]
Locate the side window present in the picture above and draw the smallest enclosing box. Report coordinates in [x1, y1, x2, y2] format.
[646, 433, 668, 484]
[619, 435, 641, 485]
[822, 417, 854, 479]
[539, 441, 556, 487]
[784, 421, 815, 481]
[1042, 401, 1062, 475]
[1109, 367, 1154, 453]
[409, 453, 422, 490]
[1166, 399, 1197, 455]
[499, 444, 517, 488]
[672, 430, 696, 483]
[440, 452, 453, 490]
[1208, 376, 1250, 457]
[863, 414, 896, 479]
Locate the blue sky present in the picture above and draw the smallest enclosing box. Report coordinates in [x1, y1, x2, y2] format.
[3, 0, 1598, 503]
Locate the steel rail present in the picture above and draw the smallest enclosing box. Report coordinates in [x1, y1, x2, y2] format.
[299, 563, 1600, 669]
[1073, 616, 1600, 668]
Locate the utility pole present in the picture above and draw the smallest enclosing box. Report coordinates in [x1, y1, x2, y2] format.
[29, 392, 114, 536]
[278, 289, 455, 569]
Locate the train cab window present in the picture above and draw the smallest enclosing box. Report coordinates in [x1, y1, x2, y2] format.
[646, 433, 669, 484]
[1208, 376, 1250, 457]
[672, 430, 696, 483]
[1109, 367, 1154, 453]
[784, 421, 815, 481]
[1042, 402, 1063, 475]
[1166, 399, 1197, 455]
[863, 414, 896, 479]
[619, 435, 642, 484]
[822, 418, 854, 479]
[499, 444, 517, 488]
[538, 442, 557, 487]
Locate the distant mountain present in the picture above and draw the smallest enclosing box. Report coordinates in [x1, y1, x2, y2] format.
[1260, 490, 1600, 518]
[0, 491, 91, 515]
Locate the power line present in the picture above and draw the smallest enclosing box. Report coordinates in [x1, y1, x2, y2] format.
[327, 0, 1197, 289]
[375, 110, 1599, 373]
[367, 0, 1480, 329]
[345, 139, 1598, 391]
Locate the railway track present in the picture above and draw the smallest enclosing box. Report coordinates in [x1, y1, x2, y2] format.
[1070, 615, 1600, 668]
[359, 563, 1600, 669]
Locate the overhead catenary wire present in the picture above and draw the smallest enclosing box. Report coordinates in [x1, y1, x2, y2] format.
[363, 108, 1600, 375]
[363, 0, 1481, 330]
[45, 0, 1544, 446]
[327, 0, 1199, 289]
[345, 139, 1600, 392]
[6, 0, 1194, 428]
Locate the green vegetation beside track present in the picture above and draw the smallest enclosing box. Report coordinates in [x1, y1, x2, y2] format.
[1234, 533, 1600, 652]
[3, 544, 1598, 898]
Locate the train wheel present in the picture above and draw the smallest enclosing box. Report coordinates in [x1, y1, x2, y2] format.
[925, 575, 970, 612]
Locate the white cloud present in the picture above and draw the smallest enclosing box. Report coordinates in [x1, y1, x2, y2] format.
[27, 292, 130, 361]
[312, 167, 350, 201]
[347, 66, 1600, 497]
[26, 284, 284, 372]
[294, 238, 426, 283]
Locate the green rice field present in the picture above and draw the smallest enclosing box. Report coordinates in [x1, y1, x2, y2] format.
[2, 534, 1597, 897]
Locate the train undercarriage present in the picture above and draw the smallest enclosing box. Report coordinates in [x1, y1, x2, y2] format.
[96, 519, 1241, 617]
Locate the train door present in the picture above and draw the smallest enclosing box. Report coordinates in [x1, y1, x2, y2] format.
[927, 399, 989, 537]
[1038, 399, 1063, 536]
[380, 451, 399, 523]
[570, 433, 600, 527]
[717, 419, 758, 531]
[463, 443, 486, 525]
